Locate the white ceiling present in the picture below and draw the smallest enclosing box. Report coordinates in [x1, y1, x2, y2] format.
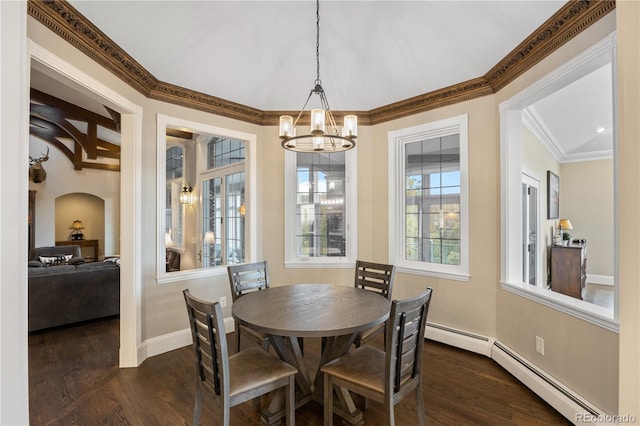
[31, 1, 613, 160]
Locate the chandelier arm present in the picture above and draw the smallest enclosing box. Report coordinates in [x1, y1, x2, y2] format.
[292, 89, 316, 127]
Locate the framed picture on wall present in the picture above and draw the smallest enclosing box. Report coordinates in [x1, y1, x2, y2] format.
[547, 171, 559, 219]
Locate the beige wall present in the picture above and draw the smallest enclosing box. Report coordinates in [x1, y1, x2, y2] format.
[23, 4, 637, 418]
[521, 127, 615, 281]
[55, 193, 104, 257]
[615, 0, 639, 418]
[561, 159, 614, 277]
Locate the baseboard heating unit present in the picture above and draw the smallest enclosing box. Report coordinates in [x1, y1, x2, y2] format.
[426, 322, 608, 423]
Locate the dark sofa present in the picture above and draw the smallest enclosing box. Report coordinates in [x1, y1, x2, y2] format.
[28, 245, 120, 332]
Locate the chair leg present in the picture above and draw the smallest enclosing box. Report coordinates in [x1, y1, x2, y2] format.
[384, 398, 395, 426]
[415, 384, 426, 426]
[286, 375, 295, 426]
[235, 325, 241, 353]
[324, 375, 333, 426]
[193, 380, 202, 426]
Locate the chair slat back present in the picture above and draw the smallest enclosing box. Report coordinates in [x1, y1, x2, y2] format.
[183, 289, 230, 397]
[386, 287, 433, 395]
[227, 261, 270, 301]
[354, 260, 396, 300]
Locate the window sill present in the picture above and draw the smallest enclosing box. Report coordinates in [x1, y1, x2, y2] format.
[501, 281, 618, 333]
[396, 264, 470, 282]
[156, 266, 227, 284]
[284, 258, 356, 269]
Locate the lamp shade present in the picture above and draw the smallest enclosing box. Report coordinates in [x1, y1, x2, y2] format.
[204, 231, 215, 244]
[165, 232, 174, 247]
[70, 219, 84, 230]
[559, 219, 573, 230]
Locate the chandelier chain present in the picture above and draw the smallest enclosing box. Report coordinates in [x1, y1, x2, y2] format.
[316, 0, 320, 84]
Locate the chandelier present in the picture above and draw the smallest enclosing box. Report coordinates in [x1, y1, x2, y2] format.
[279, 0, 357, 152]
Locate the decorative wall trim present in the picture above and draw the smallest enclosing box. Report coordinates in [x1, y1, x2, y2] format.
[485, 0, 615, 92]
[27, 0, 615, 126]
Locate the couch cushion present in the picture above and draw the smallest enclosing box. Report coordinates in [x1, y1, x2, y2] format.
[75, 262, 118, 271]
[28, 265, 76, 276]
[39, 254, 73, 266]
[29, 245, 82, 261]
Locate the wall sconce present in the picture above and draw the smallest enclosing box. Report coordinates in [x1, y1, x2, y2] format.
[238, 204, 246, 216]
[179, 185, 193, 205]
[69, 219, 85, 240]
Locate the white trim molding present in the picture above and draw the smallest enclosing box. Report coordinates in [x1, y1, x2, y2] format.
[28, 40, 144, 368]
[499, 31, 619, 329]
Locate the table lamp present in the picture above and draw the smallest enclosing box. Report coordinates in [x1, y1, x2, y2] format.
[558, 219, 573, 242]
[70, 219, 85, 240]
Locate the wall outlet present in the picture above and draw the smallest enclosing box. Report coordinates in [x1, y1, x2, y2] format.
[535, 336, 545, 355]
[220, 296, 227, 308]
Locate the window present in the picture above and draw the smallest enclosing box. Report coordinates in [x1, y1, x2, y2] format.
[201, 137, 246, 267]
[165, 145, 184, 248]
[388, 114, 469, 280]
[156, 114, 256, 283]
[284, 150, 357, 267]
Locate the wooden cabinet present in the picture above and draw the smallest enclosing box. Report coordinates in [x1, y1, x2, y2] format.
[550, 243, 587, 300]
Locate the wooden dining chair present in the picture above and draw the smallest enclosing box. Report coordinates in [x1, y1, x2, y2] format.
[183, 289, 297, 426]
[321, 287, 433, 426]
[227, 261, 271, 352]
[353, 260, 396, 347]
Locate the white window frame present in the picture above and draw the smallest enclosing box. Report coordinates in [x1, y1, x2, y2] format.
[284, 149, 358, 268]
[156, 114, 257, 284]
[165, 142, 185, 251]
[388, 114, 470, 281]
[499, 33, 618, 331]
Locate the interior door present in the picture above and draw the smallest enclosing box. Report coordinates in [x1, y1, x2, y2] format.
[522, 174, 540, 286]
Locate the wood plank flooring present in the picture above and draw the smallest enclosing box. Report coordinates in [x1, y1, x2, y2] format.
[29, 317, 571, 425]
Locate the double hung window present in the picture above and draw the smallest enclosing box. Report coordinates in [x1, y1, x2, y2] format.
[388, 114, 469, 280]
[285, 150, 357, 267]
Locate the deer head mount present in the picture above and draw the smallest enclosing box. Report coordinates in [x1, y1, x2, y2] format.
[29, 147, 49, 183]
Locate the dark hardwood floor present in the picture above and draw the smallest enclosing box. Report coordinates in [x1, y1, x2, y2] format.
[29, 317, 571, 425]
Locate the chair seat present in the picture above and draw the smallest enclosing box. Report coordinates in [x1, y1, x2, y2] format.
[321, 345, 386, 395]
[229, 346, 298, 398]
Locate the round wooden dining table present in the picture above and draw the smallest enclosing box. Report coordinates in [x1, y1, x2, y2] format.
[232, 283, 390, 425]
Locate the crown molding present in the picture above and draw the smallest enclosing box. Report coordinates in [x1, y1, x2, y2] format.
[485, 0, 616, 92]
[27, 0, 615, 127]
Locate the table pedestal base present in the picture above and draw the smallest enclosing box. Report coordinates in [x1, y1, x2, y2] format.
[257, 334, 365, 426]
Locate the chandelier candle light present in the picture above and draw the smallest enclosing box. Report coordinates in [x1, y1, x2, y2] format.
[279, 0, 357, 152]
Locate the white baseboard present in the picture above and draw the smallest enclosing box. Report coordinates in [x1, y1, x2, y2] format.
[139, 317, 236, 360]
